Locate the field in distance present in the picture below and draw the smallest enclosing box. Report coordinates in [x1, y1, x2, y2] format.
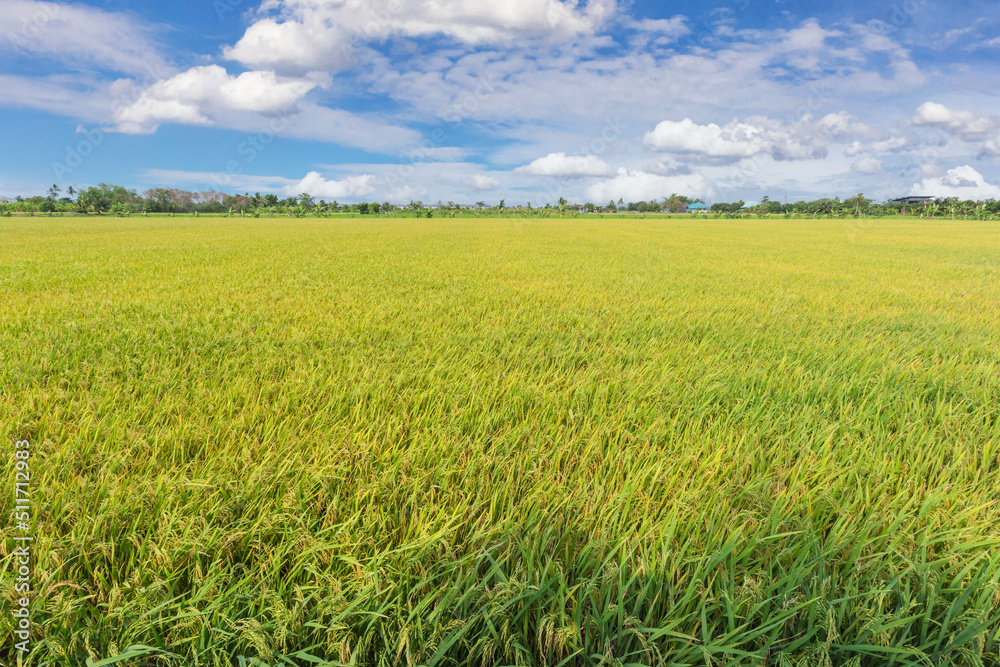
[1, 216, 998, 666]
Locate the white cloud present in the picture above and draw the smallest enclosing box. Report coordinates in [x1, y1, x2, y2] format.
[0, 74, 111, 122]
[141, 169, 299, 192]
[283, 172, 377, 198]
[0, 0, 168, 76]
[643, 118, 760, 160]
[109, 65, 422, 151]
[844, 136, 912, 156]
[628, 16, 689, 44]
[465, 174, 501, 190]
[850, 156, 883, 174]
[223, 18, 354, 72]
[631, 17, 688, 35]
[386, 185, 425, 202]
[259, 101, 420, 152]
[911, 165, 1000, 200]
[912, 102, 1000, 157]
[288, 162, 513, 203]
[114, 66, 321, 134]
[781, 19, 836, 51]
[514, 152, 614, 177]
[913, 102, 996, 139]
[584, 168, 715, 202]
[642, 112, 874, 164]
[225, 0, 617, 72]
[778, 19, 839, 71]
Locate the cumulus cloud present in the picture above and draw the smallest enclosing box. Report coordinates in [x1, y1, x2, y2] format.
[584, 167, 715, 202]
[514, 152, 614, 177]
[913, 102, 995, 138]
[224, 19, 353, 73]
[225, 0, 617, 72]
[114, 65, 321, 134]
[642, 112, 874, 164]
[465, 174, 501, 190]
[643, 118, 760, 160]
[911, 165, 1000, 200]
[912, 102, 1000, 156]
[850, 156, 883, 174]
[282, 162, 505, 202]
[0, 0, 168, 76]
[283, 172, 377, 198]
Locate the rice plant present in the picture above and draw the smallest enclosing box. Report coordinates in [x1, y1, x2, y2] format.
[1, 216, 998, 666]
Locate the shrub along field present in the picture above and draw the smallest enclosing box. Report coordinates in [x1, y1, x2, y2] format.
[1, 216, 998, 666]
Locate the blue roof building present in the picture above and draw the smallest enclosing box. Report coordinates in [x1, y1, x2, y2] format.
[686, 202, 709, 212]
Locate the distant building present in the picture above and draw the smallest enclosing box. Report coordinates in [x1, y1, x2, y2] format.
[685, 202, 709, 212]
[889, 196, 935, 205]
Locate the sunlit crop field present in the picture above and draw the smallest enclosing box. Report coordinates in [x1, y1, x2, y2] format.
[1, 216, 999, 666]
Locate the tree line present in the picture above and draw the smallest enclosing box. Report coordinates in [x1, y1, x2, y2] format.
[708, 195, 1000, 219]
[2, 184, 999, 220]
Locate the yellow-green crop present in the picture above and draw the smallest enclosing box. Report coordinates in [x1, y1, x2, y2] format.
[1, 216, 998, 666]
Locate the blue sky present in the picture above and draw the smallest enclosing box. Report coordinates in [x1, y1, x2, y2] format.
[2, 0, 999, 204]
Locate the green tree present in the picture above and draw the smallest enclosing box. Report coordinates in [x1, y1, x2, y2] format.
[77, 183, 138, 214]
[663, 194, 691, 213]
[143, 188, 175, 213]
[710, 201, 745, 215]
[847, 193, 871, 217]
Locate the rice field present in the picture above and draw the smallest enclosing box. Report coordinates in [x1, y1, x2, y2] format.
[1, 216, 999, 667]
